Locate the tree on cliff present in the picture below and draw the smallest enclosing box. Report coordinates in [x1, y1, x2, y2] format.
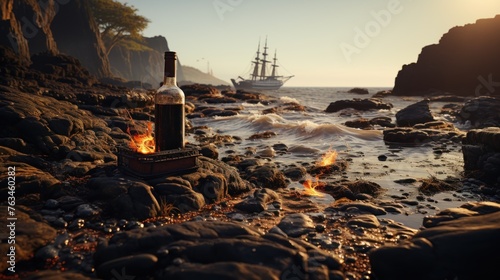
[88, 0, 149, 56]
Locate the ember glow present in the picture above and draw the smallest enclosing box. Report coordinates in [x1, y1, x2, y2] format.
[129, 122, 155, 154]
[302, 175, 325, 197]
[317, 149, 338, 167]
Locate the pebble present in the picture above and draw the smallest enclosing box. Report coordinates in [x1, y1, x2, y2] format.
[63, 213, 74, 222]
[378, 155, 388, 161]
[345, 256, 357, 264]
[268, 226, 288, 237]
[228, 213, 246, 221]
[126, 221, 144, 230]
[347, 214, 380, 229]
[277, 213, 315, 237]
[44, 199, 60, 209]
[68, 219, 85, 230]
[53, 232, 70, 248]
[322, 239, 341, 250]
[315, 224, 326, 233]
[76, 204, 101, 218]
[52, 217, 68, 228]
[400, 199, 419, 206]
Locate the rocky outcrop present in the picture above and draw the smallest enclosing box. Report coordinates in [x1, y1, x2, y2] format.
[51, 0, 111, 77]
[463, 127, 500, 184]
[383, 121, 464, 145]
[324, 98, 393, 113]
[395, 99, 435, 127]
[457, 96, 500, 128]
[0, 0, 53, 65]
[393, 15, 500, 96]
[108, 36, 170, 87]
[0, 0, 110, 77]
[370, 202, 500, 280]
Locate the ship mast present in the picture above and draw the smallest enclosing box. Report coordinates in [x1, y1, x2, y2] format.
[259, 37, 269, 80]
[251, 40, 261, 81]
[270, 49, 278, 78]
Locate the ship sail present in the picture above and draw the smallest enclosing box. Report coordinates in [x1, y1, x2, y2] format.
[232, 38, 293, 90]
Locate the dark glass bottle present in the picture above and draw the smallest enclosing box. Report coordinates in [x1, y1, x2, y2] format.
[155, 51, 185, 151]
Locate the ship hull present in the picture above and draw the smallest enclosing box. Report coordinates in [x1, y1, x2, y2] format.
[231, 78, 283, 90]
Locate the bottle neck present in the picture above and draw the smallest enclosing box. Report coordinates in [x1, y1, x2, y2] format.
[163, 76, 177, 87]
[163, 52, 177, 87]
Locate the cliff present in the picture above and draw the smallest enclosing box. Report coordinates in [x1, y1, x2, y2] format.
[393, 15, 500, 96]
[1, 1, 227, 86]
[109, 36, 229, 87]
[180, 66, 230, 86]
[0, 0, 111, 77]
[108, 36, 171, 87]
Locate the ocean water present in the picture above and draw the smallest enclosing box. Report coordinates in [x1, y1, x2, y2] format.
[189, 87, 473, 228]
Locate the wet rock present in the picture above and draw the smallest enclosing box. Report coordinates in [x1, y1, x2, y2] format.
[383, 126, 463, 144]
[458, 96, 500, 128]
[57, 195, 85, 211]
[370, 205, 500, 280]
[243, 164, 287, 190]
[44, 199, 60, 209]
[94, 220, 340, 279]
[337, 202, 387, 215]
[234, 188, 281, 213]
[348, 87, 369, 95]
[325, 98, 393, 113]
[277, 213, 315, 237]
[323, 180, 384, 200]
[344, 118, 373, 129]
[370, 238, 437, 280]
[283, 165, 307, 181]
[88, 177, 160, 220]
[199, 143, 219, 159]
[370, 116, 396, 128]
[463, 127, 500, 184]
[395, 99, 435, 127]
[75, 204, 101, 218]
[461, 201, 500, 214]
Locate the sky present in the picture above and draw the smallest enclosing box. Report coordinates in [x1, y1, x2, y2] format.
[117, 0, 500, 87]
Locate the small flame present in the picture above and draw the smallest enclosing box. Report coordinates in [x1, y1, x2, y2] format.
[129, 122, 155, 154]
[317, 149, 338, 167]
[302, 175, 325, 197]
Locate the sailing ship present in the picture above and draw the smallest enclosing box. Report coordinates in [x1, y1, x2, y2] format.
[231, 39, 293, 90]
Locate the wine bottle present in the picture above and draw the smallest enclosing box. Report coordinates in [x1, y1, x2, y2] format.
[155, 51, 185, 151]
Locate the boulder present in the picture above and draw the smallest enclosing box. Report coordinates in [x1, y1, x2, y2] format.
[393, 15, 500, 96]
[325, 98, 393, 113]
[458, 97, 500, 128]
[234, 188, 281, 213]
[395, 99, 435, 127]
[87, 177, 161, 220]
[370, 203, 500, 280]
[462, 127, 500, 183]
[93, 221, 343, 279]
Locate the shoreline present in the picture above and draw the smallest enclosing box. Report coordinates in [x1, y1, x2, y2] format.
[0, 75, 499, 279]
